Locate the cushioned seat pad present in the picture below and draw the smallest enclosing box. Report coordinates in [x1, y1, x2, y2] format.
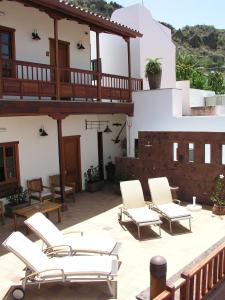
[127, 207, 160, 223]
[157, 203, 190, 219]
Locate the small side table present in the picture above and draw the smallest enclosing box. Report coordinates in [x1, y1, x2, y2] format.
[187, 204, 202, 212]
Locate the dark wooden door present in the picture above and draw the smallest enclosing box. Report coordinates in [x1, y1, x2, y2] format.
[50, 39, 70, 82]
[62, 136, 81, 191]
[98, 132, 104, 180]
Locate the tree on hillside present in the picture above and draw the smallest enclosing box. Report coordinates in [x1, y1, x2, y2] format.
[69, 0, 122, 18]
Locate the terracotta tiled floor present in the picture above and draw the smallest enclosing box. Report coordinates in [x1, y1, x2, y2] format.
[1, 186, 225, 300]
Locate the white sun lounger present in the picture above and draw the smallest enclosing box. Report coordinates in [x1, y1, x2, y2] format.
[3, 231, 118, 300]
[148, 177, 192, 233]
[120, 180, 162, 239]
[24, 212, 121, 259]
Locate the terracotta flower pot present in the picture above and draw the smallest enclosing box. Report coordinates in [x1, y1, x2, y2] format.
[147, 70, 162, 90]
[212, 204, 225, 215]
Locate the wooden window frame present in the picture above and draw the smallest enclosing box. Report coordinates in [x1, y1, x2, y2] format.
[0, 141, 20, 196]
[0, 25, 16, 60]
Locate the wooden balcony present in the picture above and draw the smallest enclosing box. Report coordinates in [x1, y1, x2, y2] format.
[0, 59, 143, 117]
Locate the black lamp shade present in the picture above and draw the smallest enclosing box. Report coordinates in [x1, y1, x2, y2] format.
[104, 125, 112, 133]
[39, 128, 48, 136]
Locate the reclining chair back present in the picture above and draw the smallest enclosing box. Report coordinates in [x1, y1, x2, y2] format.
[120, 180, 146, 208]
[25, 212, 64, 247]
[148, 177, 173, 205]
[3, 231, 49, 273]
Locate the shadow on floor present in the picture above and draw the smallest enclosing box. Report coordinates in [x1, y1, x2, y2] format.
[0, 184, 121, 256]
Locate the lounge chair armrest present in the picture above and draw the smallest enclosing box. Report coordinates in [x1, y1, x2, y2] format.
[43, 185, 51, 190]
[44, 244, 73, 256]
[63, 229, 83, 237]
[173, 199, 181, 205]
[23, 268, 65, 281]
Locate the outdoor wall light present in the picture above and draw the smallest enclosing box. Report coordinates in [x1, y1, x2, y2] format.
[77, 41, 85, 50]
[39, 127, 48, 137]
[32, 30, 41, 40]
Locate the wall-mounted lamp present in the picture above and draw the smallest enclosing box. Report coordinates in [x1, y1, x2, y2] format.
[77, 41, 85, 50]
[0, 11, 5, 16]
[32, 30, 41, 40]
[144, 141, 152, 147]
[39, 127, 48, 137]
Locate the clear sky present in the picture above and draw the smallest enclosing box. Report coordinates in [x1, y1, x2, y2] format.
[110, 0, 225, 29]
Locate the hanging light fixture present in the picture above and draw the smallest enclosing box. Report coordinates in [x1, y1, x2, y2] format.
[104, 123, 112, 133]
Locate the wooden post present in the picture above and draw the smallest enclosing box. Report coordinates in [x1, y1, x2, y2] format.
[96, 31, 101, 101]
[53, 17, 60, 100]
[57, 118, 67, 210]
[0, 53, 2, 99]
[150, 256, 167, 300]
[126, 37, 132, 102]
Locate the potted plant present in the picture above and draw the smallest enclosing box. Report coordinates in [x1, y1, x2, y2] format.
[145, 58, 162, 89]
[105, 161, 115, 181]
[4, 187, 29, 217]
[210, 174, 225, 215]
[84, 165, 104, 192]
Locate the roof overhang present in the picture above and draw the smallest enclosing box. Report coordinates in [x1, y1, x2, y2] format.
[11, 0, 142, 38]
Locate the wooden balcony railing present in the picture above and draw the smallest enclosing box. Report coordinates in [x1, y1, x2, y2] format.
[1, 59, 143, 102]
[153, 241, 225, 300]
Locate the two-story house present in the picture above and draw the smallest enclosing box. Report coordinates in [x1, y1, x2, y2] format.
[0, 0, 143, 205]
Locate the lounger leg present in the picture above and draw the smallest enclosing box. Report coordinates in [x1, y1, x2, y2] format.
[189, 218, 192, 232]
[169, 221, 172, 233]
[138, 226, 141, 239]
[107, 280, 117, 298]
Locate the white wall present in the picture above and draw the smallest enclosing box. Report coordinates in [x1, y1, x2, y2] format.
[0, 114, 125, 190]
[130, 89, 225, 156]
[92, 4, 176, 89]
[0, 1, 90, 70]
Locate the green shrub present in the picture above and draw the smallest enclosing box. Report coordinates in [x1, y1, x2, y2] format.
[208, 71, 225, 94]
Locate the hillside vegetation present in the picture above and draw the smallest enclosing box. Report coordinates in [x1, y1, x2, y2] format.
[161, 23, 225, 72]
[69, 0, 122, 18]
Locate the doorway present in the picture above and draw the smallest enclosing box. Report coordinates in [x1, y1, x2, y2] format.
[97, 132, 104, 180]
[49, 39, 70, 82]
[62, 136, 82, 191]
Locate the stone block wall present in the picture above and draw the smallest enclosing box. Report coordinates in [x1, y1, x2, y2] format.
[116, 131, 225, 205]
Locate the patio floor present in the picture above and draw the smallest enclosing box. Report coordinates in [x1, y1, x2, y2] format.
[1, 185, 225, 300]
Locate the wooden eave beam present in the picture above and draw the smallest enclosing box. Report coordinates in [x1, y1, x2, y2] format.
[0, 101, 134, 117]
[7, 0, 142, 38]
